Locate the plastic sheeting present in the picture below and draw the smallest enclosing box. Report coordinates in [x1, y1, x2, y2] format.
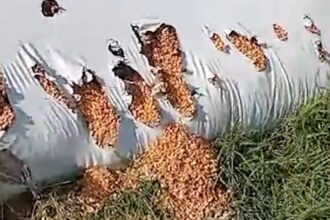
[0, 0, 330, 201]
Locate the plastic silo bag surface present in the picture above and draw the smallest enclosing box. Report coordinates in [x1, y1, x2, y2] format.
[0, 0, 330, 201]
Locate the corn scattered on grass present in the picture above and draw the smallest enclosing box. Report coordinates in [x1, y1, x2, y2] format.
[0, 73, 15, 131]
[77, 167, 123, 212]
[227, 30, 268, 72]
[210, 32, 230, 53]
[112, 63, 161, 127]
[78, 123, 229, 219]
[139, 24, 195, 118]
[73, 76, 120, 148]
[273, 23, 288, 41]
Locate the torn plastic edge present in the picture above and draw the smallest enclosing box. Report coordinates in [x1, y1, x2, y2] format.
[302, 14, 321, 36]
[106, 38, 126, 59]
[235, 23, 269, 48]
[202, 25, 231, 54]
[19, 42, 91, 89]
[223, 26, 271, 73]
[17, 45, 125, 151]
[124, 36, 157, 87]
[17, 44, 82, 111]
[131, 17, 163, 36]
[202, 25, 216, 38]
[132, 19, 198, 118]
[106, 63, 133, 109]
[122, 37, 192, 126]
[131, 18, 191, 80]
[110, 37, 188, 128]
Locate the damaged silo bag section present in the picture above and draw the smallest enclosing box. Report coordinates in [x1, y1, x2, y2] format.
[0, 0, 330, 201]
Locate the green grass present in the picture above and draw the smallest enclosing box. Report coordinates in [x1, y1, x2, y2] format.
[9, 90, 330, 219]
[90, 180, 170, 220]
[215, 91, 330, 220]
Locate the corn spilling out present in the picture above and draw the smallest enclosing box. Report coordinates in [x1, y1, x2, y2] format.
[210, 32, 230, 53]
[226, 30, 268, 72]
[78, 167, 123, 211]
[273, 23, 288, 41]
[31, 63, 77, 111]
[73, 71, 119, 148]
[136, 24, 196, 118]
[0, 74, 15, 131]
[112, 62, 161, 127]
[315, 41, 327, 62]
[78, 123, 229, 219]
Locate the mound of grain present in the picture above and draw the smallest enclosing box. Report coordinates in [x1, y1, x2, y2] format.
[112, 62, 160, 127]
[226, 30, 268, 72]
[79, 123, 229, 219]
[273, 23, 288, 41]
[73, 74, 119, 148]
[0, 74, 15, 132]
[31, 63, 76, 111]
[77, 167, 123, 211]
[137, 24, 195, 118]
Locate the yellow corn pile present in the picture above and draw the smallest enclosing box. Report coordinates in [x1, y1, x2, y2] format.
[73, 77, 120, 148]
[140, 24, 196, 117]
[227, 31, 268, 72]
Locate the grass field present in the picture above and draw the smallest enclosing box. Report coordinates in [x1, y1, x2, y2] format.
[3, 89, 330, 220]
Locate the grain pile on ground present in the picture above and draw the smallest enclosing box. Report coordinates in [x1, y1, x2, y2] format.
[226, 30, 268, 72]
[137, 24, 195, 118]
[31, 63, 76, 111]
[78, 123, 229, 219]
[112, 62, 161, 127]
[210, 32, 230, 53]
[273, 23, 288, 41]
[77, 167, 123, 212]
[0, 73, 15, 131]
[73, 72, 119, 148]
